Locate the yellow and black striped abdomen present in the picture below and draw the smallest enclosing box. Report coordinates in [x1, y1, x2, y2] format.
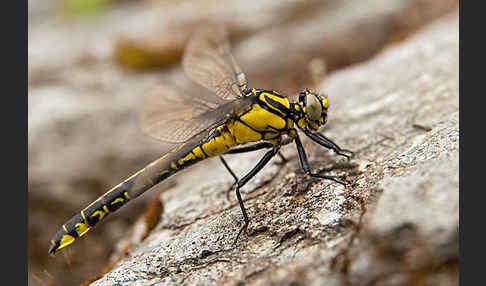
[49, 125, 239, 254]
[170, 125, 238, 171]
[48, 168, 155, 253]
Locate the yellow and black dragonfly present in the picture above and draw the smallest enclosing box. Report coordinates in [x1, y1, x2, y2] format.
[48, 23, 352, 254]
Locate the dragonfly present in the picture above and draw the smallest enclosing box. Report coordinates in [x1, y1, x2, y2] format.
[48, 23, 353, 254]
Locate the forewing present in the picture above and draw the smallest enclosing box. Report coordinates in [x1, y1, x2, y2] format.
[141, 84, 252, 143]
[183, 23, 245, 100]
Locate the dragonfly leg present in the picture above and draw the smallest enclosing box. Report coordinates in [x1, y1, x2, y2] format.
[294, 135, 348, 186]
[233, 145, 280, 246]
[225, 137, 293, 155]
[224, 142, 273, 154]
[220, 156, 238, 201]
[303, 129, 353, 160]
[275, 151, 288, 165]
[221, 143, 273, 201]
[222, 138, 293, 201]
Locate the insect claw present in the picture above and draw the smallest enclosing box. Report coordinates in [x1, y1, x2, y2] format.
[336, 149, 354, 161]
[335, 178, 349, 186]
[307, 171, 348, 186]
[233, 222, 248, 247]
[324, 176, 347, 186]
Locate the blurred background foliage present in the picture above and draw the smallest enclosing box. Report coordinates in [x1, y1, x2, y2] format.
[61, 0, 114, 17]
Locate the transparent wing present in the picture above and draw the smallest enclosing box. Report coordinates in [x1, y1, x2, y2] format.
[183, 22, 247, 100]
[141, 83, 252, 143]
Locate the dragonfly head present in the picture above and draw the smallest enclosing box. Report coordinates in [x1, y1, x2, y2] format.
[296, 89, 329, 131]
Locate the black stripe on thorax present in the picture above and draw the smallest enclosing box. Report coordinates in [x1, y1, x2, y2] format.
[264, 94, 290, 115]
[256, 97, 288, 119]
[236, 117, 262, 133]
[236, 111, 287, 134]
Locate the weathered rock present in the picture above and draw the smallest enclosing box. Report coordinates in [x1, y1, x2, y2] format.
[90, 12, 458, 286]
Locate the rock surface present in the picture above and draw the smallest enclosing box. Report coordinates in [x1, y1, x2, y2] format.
[91, 12, 459, 286]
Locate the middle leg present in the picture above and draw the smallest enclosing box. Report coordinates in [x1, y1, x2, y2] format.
[220, 156, 239, 201]
[232, 145, 280, 245]
[220, 139, 292, 200]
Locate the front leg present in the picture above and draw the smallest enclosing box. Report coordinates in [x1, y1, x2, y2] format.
[302, 128, 353, 160]
[294, 135, 347, 185]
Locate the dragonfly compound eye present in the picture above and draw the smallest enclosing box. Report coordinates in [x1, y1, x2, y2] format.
[305, 92, 322, 121]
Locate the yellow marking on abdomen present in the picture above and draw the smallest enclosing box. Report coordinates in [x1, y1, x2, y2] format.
[84, 168, 146, 210]
[91, 210, 106, 220]
[81, 210, 89, 226]
[178, 152, 197, 166]
[111, 197, 124, 205]
[75, 222, 90, 236]
[192, 146, 206, 159]
[200, 127, 237, 157]
[59, 234, 75, 249]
